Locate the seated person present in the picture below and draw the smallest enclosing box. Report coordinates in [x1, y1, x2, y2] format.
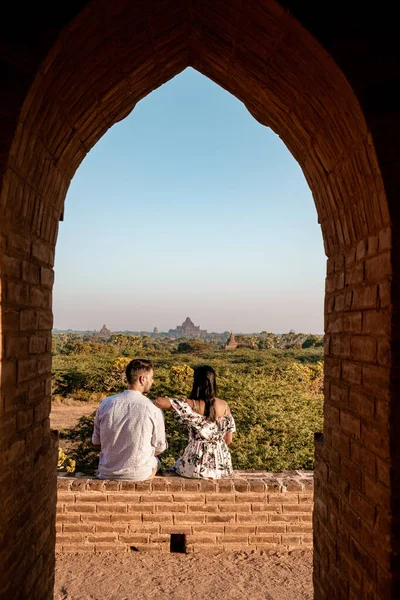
[92, 359, 167, 480]
[155, 365, 235, 479]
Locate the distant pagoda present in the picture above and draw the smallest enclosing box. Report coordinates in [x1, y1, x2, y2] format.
[168, 317, 207, 339]
[225, 331, 238, 350]
[96, 324, 111, 340]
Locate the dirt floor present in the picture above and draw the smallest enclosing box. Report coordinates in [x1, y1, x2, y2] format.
[54, 548, 313, 600]
[51, 399, 100, 455]
[51, 399, 100, 430]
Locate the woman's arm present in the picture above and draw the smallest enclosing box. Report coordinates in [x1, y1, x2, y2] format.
[224, 432, 233, 445]
[223, 402, 234, 444]
[154, 397, 172, 410]
[154, 397, 197, 410]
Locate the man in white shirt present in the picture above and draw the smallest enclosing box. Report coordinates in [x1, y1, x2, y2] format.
[92, 358, 167, 481]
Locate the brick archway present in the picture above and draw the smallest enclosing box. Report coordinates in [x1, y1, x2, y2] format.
[0, 1, 398, 598]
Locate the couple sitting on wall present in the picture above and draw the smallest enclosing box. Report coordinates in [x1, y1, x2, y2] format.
[92, 359, 236, 481]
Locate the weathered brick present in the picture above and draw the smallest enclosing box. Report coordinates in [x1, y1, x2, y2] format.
[362, 364, 389, 391]
[7, 232, 31, 256]
[98, 504, 127, 513]
[180, 479, 200, 492]
[286, 524, 313, 533]
[343, 311, 362, 333]
[282, 504, 312, 513]
[205, 494, 233, 504]
[3, 255, 22, 278]
[87, 535, 118, 543]
[187, 535, 218, 545]
[172, 494, 205, 503]
[249, 534, 281, 543]
[127, 504, 155, 513]
[349, 489, 375, 525]
[29, 335, 47, 354]
[63, 524, 94, 533]
[143, 514, 173, 523]
[107, 493, 140, 503]
[155, 503, 186, 512]
[56, 493, 75, 503]
[40, 267, 54, 288]
[58, 514, 80, 524]
[22, 261, 40, 284]
[256, 524, 286, 533]
[348, 391, 374, 420]
[205, 515, 234, 523]
[160, 526, 192, 535]
[7, 282, 30, 304]
[110, 514, 140, 523]
[342, 362, 362, 385]
[331, 335, 350, 357]
[56, 534, 84, 543]
[224, 525, 255, 534]
[219, 503, 250, 512]
[65, 504, 96, 513]
[218, 534, 249, 543]
[252, 503, 281, 513]
[187, 504, 218, 513]
[365, 252, 391, 281]
[192, 525, 225, 533]
[31, 241, 54, 265]
[118, 534, 149, 543]
[75, 494, 106, 503]
[6, 336, 29, 359]
[340, 410, 361, 438]
[363, 311, 391, 335]
[351, 286, 378, 310]
[350, 336, 376, 362]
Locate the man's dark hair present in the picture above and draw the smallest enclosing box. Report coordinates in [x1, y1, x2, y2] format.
[125, 359, 153, 384]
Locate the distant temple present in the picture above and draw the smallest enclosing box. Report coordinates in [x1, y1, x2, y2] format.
[96, 324, 111, 340]
[225, 331, 238, 350]
[168, 317, 207, 338]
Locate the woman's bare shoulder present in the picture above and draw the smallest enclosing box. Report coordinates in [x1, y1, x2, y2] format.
[214, 397, 228, 404]
[214, 397, 230, 415]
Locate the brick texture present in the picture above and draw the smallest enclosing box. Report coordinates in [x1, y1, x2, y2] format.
[56, 473, 313, 552]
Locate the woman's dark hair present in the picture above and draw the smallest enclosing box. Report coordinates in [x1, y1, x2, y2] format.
[189, 365, 217, 420]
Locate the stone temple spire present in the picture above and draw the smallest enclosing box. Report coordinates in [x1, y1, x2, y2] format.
[225, 331, 238, 350]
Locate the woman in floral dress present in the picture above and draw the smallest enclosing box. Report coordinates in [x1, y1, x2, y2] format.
[155, 365, 236, 479]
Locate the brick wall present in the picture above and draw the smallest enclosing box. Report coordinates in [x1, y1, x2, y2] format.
[314, 230, 393, 599]
[1, 1, 399, 598]
[56, 472, 313, 553]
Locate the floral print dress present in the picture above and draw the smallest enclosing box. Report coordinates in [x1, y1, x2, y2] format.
[168, 398, 236, 479]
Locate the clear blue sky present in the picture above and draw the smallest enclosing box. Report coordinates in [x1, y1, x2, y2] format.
[53, 68, 325, 334]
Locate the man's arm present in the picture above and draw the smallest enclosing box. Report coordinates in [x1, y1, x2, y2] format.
[151, 407, 168, 455]
[92, 409, 101, 448]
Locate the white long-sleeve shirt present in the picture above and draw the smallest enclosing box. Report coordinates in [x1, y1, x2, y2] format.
[92, 390, 167, 481]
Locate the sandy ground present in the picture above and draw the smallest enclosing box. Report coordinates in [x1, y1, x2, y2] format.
[54, 549, 313, 600]
[51, 400, 100, 455]
[51, 400, 100, 431]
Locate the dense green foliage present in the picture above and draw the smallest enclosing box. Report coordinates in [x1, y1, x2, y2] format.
[53, 333, 323, 473]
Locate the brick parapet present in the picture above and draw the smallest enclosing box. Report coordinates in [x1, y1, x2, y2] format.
[56, 471, 313, 553]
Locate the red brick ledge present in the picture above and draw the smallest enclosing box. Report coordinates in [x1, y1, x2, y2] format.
[57, 470, 314, 493]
